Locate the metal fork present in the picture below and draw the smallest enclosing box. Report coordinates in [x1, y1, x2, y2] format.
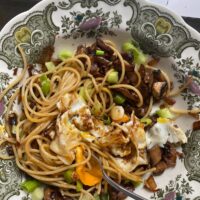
[92, 154, 148, 200]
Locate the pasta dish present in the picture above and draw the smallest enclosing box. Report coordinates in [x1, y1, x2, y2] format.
[0, 38, 198, 200]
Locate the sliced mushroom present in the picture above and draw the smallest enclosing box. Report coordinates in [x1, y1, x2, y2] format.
[75, 44, 87, 55]
[44, 188, 70, 200]
[8, 113, 18, 126]
[113, 88, 139, 103]
[6, 146, 14, 156]
[38, 45, 54, 71]
[144, 68, 153, 86]
[144, 175, 158, 192]
[152, 81, 167, 99]
[163, 142, 177, 167]
[96, 38, 114, 54]
[164, 96, 176, 105]
[153, 161, 168, 175]
[148, 145, 162, 166]
[121, 52, 134, 63]
[193, 120, 200, 131]
[94, 56, 112, 67]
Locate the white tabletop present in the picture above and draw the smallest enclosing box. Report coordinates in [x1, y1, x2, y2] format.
[149, 0, 200, 18]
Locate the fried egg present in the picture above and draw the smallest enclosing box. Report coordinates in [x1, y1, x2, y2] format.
[146, 121, 187, 149]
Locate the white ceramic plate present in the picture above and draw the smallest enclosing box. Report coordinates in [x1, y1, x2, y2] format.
[0, 0, 200, 199]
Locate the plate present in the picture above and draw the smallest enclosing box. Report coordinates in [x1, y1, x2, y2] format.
[0, 0, 200, 199]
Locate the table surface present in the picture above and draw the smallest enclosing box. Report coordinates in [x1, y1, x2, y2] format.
[0, 0, 200, 32]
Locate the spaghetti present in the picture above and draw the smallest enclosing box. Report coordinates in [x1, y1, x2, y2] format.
[0, 39, 198, 200]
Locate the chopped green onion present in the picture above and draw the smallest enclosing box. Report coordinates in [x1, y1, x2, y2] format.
[45, 62, 55, 71]
[124, 179, 131, 184]
[122, 42, 147, 65]
[94, 194, 101, 200]
[106, 71, 118, 84]
[156, 108, 174, 119]
[76, 180, 83, 192]
[133, 48, 147, 65]
[96, 50, 105, 56]
[19, 131, 24, 138]
[140, 118, 152, 126]
[102, 114, 111, 125]
[79, 87, 93, 102]
[12, 125, 17, 135]
[31, 187, 44, 200]
[122, 42, 134, 53]
[41, 81, 50, 96]
[79, 87, 86, 101]
[101, 193, 110, 200]
[91, 98, 102, 116]
[58, 50, 73, 61]
[40, 74, 48, 82]
[64, 169, 74, 184]
[20, 180, 41, 193]
[40, 75, 50, 96]
[113, 93, 126, 105]
[91, 102, 102, 116]
[132, 181, 141, 188]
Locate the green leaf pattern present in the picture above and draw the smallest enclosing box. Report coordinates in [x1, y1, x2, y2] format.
[150, 175, 194, 200]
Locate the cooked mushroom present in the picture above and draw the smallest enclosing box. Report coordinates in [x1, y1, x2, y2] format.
[152, 69, 162, 81]
[113, 58, 135, 72]
[8, 113, 18, 126]
[163, 142, 177, 167]
[44, 188, 70, 200]
[152, 81, 167, 99]
[121, 52, 134, 63]
[193, 120, 200, 131]
[75, 44, 87, 55]
[144, 175, 158, 192]
[164, 96, 176, 105]
[94, 56, 112, 67]
[109, 185, 133, 200]
[113, 88, 139, 103]
[148, 145, 162, 166]
[38, 45, 54, 71]
[144, 68, 153, 86]
[96, 38, 114, 54]
[153, 161, 168, 175]
[6, 146, 14, 156]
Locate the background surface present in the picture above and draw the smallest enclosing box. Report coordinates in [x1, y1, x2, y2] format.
[0, 0, 199, 32]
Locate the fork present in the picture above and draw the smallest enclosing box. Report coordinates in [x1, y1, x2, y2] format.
[92, 154, 148, 200]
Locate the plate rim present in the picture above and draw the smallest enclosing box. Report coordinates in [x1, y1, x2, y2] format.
[0, 0, 200, 43]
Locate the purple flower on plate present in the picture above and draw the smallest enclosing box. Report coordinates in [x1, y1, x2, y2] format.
[79, 17, 101, 31]
[187, 79, 200, 96]
[184, 75, 200, 96]
[164, 191, 176, 200]
[0, 100, 4, 117]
